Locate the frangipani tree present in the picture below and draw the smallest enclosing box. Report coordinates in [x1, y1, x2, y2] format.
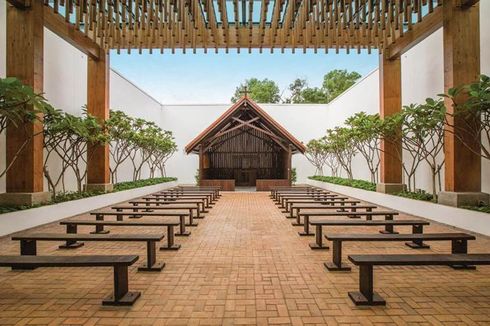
[345, 112, 382, 183]
[325, 127, 357, 180]
[305, 138, 329, 176]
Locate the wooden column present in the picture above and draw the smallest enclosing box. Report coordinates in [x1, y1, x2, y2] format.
[377, 53, 403, 193]
[86, 52, 112, 191]
[2, 1, 50, 205]
[442, 1, 481, 193]
[198, 147, 204, 186]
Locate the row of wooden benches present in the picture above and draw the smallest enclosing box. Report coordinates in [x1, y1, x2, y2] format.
[270, 185, 488, 306]
[1, 185, 222, 306]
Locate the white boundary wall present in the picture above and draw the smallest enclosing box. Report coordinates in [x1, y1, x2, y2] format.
[0, 0, 489, 194]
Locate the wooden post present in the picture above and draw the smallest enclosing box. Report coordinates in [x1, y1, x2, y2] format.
[438, 0, 488, 206]
[86, 52, 112, 192]
[285, 146, 292, 186]
[198, 147, 204, 186]
[1, 0, 51, 205]
[377, 53, 404, 194]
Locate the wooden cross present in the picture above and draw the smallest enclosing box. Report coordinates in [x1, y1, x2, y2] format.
[240, 86, 249, 98]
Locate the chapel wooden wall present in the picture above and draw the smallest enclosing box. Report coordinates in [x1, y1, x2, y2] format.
[202, 128, 287, 181]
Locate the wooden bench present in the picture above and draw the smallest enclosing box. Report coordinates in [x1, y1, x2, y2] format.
[270, 186, 316, 197]
[156, 190, 216, 203]
[176, 186, 221, 197]
[0, 255, 141, 306]
[308, 219, 430, 249]
[324, 233, 476, 272]
[291, 204, 377, 226]
[272, 189, 324, 200]
[347, 254, 490, 306]
[167, 189, 218, 201]
[90, 211, 192, 236]
[134, 198, 207, 215]
[11, 233, 166, 272]
[112, 204, 198, 222]
[285, 199, 359, 217]
[299, 210, 399, 236]
[148, 194, 212, 208]
[277, 194, 339, 208]
[60, 219, 182, 250]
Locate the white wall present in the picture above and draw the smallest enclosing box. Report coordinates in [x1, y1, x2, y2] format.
[0, 0, 489, 195]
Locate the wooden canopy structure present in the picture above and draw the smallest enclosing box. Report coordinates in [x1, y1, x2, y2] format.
[185, 96, 306, 191]
[2, 0, 485, 206]
[14, 0, 446, 56]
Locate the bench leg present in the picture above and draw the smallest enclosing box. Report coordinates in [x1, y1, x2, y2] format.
[298, 215, 314, 236]
[348, 265, 386, 306]
[292, 209, 303, 226]
[176, 216, 191, 236]
[405, 225, 430, 249]
[13, 240, 38, 270]
[309, 225, 329, 250]
[325, 240, 351, 271]
[380, 215, 399, 234]
[451, 240, 476, 270]
[187, 210, 198, 227]
[288, 206, 295, 219]
[195, 207, 204, 219]
[59, 224, 85, 249]
[103, 265, 141, 306]
[91, 214, 110, 234]
[139, 241, 165, 271]
[160, 225, 181, 250]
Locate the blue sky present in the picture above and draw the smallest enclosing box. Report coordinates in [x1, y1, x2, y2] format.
[110, 49, 379, 104]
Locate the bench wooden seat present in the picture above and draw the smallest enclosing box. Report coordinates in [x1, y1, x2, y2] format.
[291, 204, 378, 226]
[299, 211, 399, 236]
[176, 186, 221, 197]
[324, 232, 476, 272]
[285, 199, 360, 217]
[112, 205, 199, 223]
[60, 220, 182, 250]
[347, 254, 490, 306]
[12, 233, 166, 272]
[167, 190, 218, 200]
[0, 255, 140, 306]
[90, 211, 192, 235]
[149, 194, 212, 208]
[273, 189, 326, 200]
[156, 191, 215, 202]
[134, 198, 207, 214]
[307, 219, 430, 249]
[277, 194, 339, 208]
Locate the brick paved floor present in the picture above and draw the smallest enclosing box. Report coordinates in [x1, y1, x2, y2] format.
[1, 192, 490, 325]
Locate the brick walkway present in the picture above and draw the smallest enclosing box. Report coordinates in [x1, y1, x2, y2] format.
[1, 192, 490, 325]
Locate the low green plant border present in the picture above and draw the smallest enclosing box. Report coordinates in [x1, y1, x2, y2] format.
[308, 175, 489, 213]
[0, 177, 177, 215]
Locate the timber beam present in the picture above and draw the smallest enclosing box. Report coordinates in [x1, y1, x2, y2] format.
[43, 6, 101, 60]
[386, 6, 443, 60]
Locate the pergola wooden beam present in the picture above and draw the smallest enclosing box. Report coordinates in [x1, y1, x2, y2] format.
[6, 0, 30, 9]
[461, 0, 480, 10]
[43, 6, 101, 60]
[385, 6, 443, 60]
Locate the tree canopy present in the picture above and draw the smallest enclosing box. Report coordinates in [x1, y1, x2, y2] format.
[231, 78, 281, 103]
[234, 70, 361, 104]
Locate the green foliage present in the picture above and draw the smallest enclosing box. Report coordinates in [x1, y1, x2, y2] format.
[195, 169, 200, 185]
[394, 190, 433, 202]
[0, 177, 177, 215]
[323, 69, 361, 102]
[442, 74, 490, 160]
[0, 77, 54, 132]
[309, 175, 376, 191]
[231, 78, 281, 103]
[461, 205, 490, 214]
[291, 168, 297, 184]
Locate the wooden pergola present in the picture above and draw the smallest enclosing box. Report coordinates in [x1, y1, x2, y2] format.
[2, 0, 483, 206]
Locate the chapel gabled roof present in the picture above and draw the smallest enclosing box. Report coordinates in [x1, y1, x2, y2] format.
[185, 96, 306, 155]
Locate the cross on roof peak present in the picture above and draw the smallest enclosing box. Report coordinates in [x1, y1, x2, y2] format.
[239, 86, 249, 98]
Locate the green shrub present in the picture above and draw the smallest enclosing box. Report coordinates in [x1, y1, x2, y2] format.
[0, 177, 177, 215]
[461, 205, 490, 214]
[393, 190, 433, 202]
[291, 168, 297, 184]
[308, 175, 376, 191]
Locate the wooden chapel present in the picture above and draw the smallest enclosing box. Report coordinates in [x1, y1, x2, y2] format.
[185, 96, 306, 191]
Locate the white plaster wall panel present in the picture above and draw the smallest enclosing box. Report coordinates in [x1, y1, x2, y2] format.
[480, 0, 490, 194]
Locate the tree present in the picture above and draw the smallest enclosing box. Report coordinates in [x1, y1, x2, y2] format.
[0, 77, 54, 179]
[443, 74, 490, 160]
[345, 112, 382, 183]
[286, 78, 307, 103]
[106, 110, 136, 183]
[305, 138, 328, 176]
[231, 78, 281, 103]
[323, 69, 361, 102]
[301, 87, 328, 104]
[325, 127, 357, 179]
